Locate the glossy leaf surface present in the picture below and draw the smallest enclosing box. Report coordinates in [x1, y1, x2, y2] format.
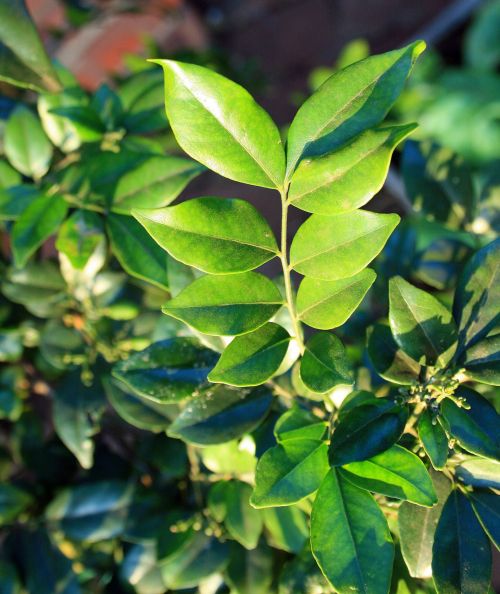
[300, 332, 352, 393]
[297, 269, 376, 329]
[290, 210, 399, 280]
[153, 59, 285, 188]
[418, 409, 449, 470]
[311, 470, 394, 594]
[456, 458, 500, 489]
[161, 272, 283, 336]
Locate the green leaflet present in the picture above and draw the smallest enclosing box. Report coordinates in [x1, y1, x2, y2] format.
[389, 276, 458, 367]
[329, 398, 408, 466]
[251, 437, 329, 508]
[107, 213, 169, 290]
[0, 185, 40, 221]
[262, 506, 308, 553]
[453, 238, 499, 353]
[311, 469, 394, 594]
[417, 409, 449, 470]
[167, 384, 272, 445]
[469, 491, 500, 551]
[223, 480, 263, 550]
[289, 124, 416, 214]
[274, 406, 328, 442]
[0, 159, 21, 188]
[290, 210, 399, 280]
[56, 210, 104, 270]
[0, 483, 33, 525]
[161, 272, 283, 336]
[134, 197, 278, 275]
[432, 489, 491, 594]
[340, 444, 437, 506]
[441, 387, 500, 460]
[208, 323, 290, 386]
[4, 106, 53, 178]
[462, 334, 500, 386]
[152, 59, 285, 189]
[12, 193, 68, 268]
[297, 268, 376, 330]
[0, 0, 61, 92]
[300, 332, 352, 393]
[456, 458, 500, 490]
[398, 471, 451, 579]
[286, 41, 425, 176]
[112, 338, 219, 403]
[45, 481, 133, 543]
[367, 323, 421, 385]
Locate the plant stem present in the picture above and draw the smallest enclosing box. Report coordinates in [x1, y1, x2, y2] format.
[279, 187, 304, 354]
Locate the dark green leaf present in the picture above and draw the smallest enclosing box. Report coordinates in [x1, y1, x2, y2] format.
[262, 505, 308, 553]
[45, 481, 133, 542]
[311, 469, 394, 594]
[225, 540, 273, 594]
[453, 239, 499, 353]
[0, 483, 32, 524]
[4, 105, 53, 178]
[12, 193, 68, 267]
[469, 491, 499, 551]
[300, 332, 352, 393]
[441, 387, 500, 460]
[56, 210, 104, 269]
[279, 549, 333, 594]
[297, 268, 376, 329]
[161, 272, 283, 336]
[274, 405, 327, 442]
[289, 124, 415, 214]
[456, 458, 500, 489]
[168, 384, 272, 445]
[152, 59, 285, 188]
[0, 185, 39, 221]
[432, 489, 491, 594]
[367, 323, 421, 385]
[286, 42, 425, 176]
[107, 213, 169, 290]
[340, 444, 437, 506]
[290, 210, 399, 280]
[0, 0, 61, 92]
[462, 334, 500, 386]
[208, 323, 290, 386]
[398, 470, 451, 579]
[112, 338, 218, 403]
[134, 197, 278, 274]
[389, 276, 458, 367]
[251, 437, 329, 508]
[329, 398, 408, 466]
[224, 480, 263, 550]
[418, 409, 449, 470]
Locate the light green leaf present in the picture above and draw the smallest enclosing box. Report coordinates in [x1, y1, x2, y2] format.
[297, 268, 376, 329]
[311, 469, 394, 594]
[286, 41, 425, 176]
[110, 154, 204, 213]
[251, 438, 329, 508]
[432, 489, 491, 594]
[107, 213, 169, 290]
[0, 483, 32, 525]
[225, 480, 263, 550]
[201, 440, 256, 475]
[453, 239, 499, 353]
[417, 409, 449, 470]
[12, 193, 68, 267]
[168, 384, 272, 445]
[208, 323, 290, 386]
[0, 185, 38, 221]
[398, 470, 451, 579]
[329, 398, 408, 466]
[152, 59, 285, 188]
[56, 210, 104, 270]
[0, 160, 21, 188]
[289, 124, 416, 214]
[0, 0, 61, 92]
[290, 210, 399, 280]
[161, 272, 283, 336]
[366, 323, 421, 385]
[4, 106, 53, 178]
[456, 458, 500, 490]
[45, 481, 133, 542]
[341, 444, 437, 506]
[134, 197, 278, 275]
[300, 332, 352, 393]
[112, 338, 218, 403]
[389, 276, 458, 367]
[274, 405, 327, 442]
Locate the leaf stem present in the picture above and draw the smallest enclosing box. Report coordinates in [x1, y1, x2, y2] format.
[279, 186, 304, 354]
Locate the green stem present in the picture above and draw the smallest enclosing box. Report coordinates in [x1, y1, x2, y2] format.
[279, 187, 304, 354]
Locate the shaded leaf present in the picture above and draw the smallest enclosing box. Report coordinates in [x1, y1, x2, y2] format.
[225, 540, 273, 594]
[469, 491, 499, 551]
[56, 210, 104, 270]
[300, 332, 352, 393]
[0, 483, 32, 524]
[456, 458, 500, 489]
[262, 505, 308, 553]
[225, 480, 263, 550]
[417, 409, 449, 470]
